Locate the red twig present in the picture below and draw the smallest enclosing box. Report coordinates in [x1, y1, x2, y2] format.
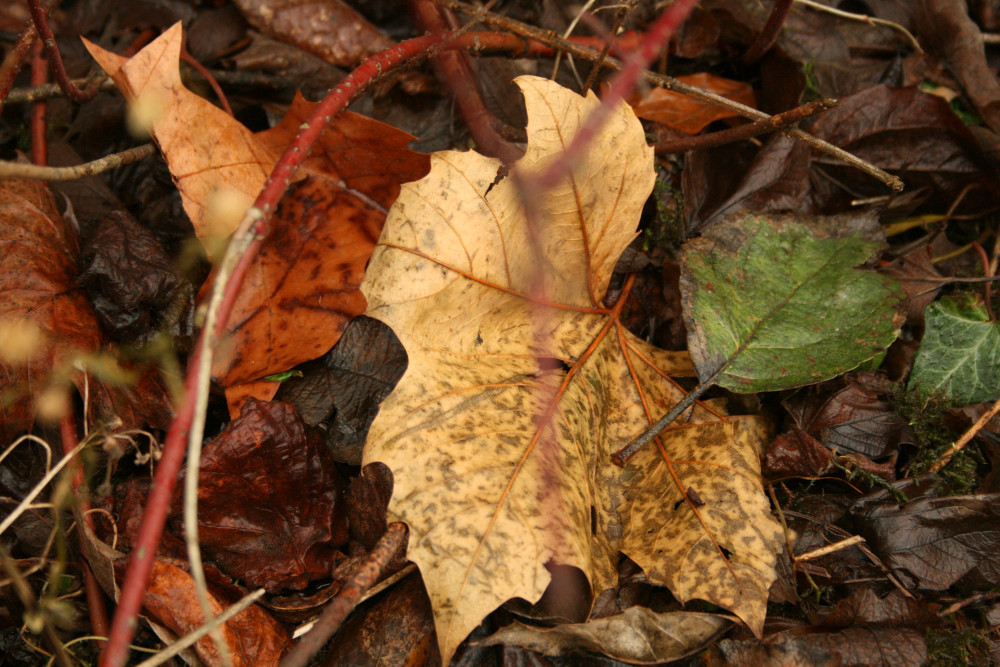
[743, 0, 793, 64]
[59, 415, 110, 648]
[411, 0, 521, 162]
[28, 0, 102, 103]
[30, 40, 47, 166]
[278, 523, 407, 667]
[0, 15, 39, 114]
[180, 38, 233, 117]
[523, 0, 699, 195]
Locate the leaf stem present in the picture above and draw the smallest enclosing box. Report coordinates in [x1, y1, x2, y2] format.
[612, 367, 724, 465]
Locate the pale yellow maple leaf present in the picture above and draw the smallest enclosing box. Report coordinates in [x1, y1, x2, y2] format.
[361, 75, 784, 663]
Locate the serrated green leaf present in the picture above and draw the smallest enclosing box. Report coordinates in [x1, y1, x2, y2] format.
[908, 294, 1000, 404]
[680, 214, 902, 393]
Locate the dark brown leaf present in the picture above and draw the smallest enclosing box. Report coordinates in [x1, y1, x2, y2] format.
[319, 571, 439, 667]
[345, 462, 394, 551]
[169, 398, 342, 592]
[852, 493, 1000, 590]
[806, 85, 1000, 215]
[879, 244, 943, 326]
[810, 588, 941, 628]
[232, 0, 393, 69]
[792, 627, 927, 667]
[276, 315, 407, 465]
[915, 0, 1000, 132]
[763, 430, 895, 484]
[682, 133, 811, 233]
[783, 373, 909, 460]
[78, 210, 184, 342]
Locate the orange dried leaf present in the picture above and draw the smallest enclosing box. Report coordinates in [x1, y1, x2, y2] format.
[86, 29, 429, 411]
[361, 76, 783, 662]
[84, 23, 275, 249]
[631, 72, 756, 135]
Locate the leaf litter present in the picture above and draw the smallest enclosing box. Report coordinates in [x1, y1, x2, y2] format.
[4, 1, 1000, 665]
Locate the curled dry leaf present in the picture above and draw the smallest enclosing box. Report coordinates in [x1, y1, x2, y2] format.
[361, 75, 784, 662]
[0, 179, 171, 439]
[480, 607, 732, 664]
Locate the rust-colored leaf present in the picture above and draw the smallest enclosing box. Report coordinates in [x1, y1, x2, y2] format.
[361, 76, 784, 662]
[86, 29, 429, 411]
[141, 559, 291, 667]
[630, 72, 756, 135]
[169, 398, 342, 593]
[0, 179, 170, 439]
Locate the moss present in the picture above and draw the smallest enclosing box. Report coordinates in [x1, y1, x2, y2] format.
[892, 386, 985, 495]
[925, 627, 991, 666]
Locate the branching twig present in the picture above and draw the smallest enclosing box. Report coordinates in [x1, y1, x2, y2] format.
[655, 98, 836, 152]
[0, 144, 155, 181]
[28, 0, 103, 103]
[278, 523, 407, 667]
[448, 0, 903, 192]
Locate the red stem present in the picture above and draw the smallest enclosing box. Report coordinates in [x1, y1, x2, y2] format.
[0, 16, 39, 114]
[411, 0, 521, 162]
[743, 0, 793, 65]
[28, 0, 102, 103]
[30, 39, 47, 166]
[59, 415, 110, 648]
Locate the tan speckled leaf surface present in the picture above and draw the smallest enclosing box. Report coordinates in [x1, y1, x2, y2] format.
[361, 76, 784, 663]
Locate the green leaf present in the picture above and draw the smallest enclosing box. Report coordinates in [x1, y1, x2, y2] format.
[680, 214, 902, 393]
[908, 294, 1000, 404]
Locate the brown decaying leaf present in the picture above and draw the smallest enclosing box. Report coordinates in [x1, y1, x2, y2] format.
[763, 430, 895, 484]
[319, 571, 439, 666]
[915, 0, 1000, 133]
[277, 316, 408, 465]
[85, 23, 275, 247]
[361, 76, 784, 662]
[630, 72, 755, 135]
[715, 637, 840, 667]
[682, 133, 811, 233]
[879, 244, 943, 326]
[786, 627, 927, 667]
[0, 179, 98, 438]
[807, 85, 1000, 213]
[782, 373, 909, 460]
[232, 0, 393, 69]
[141, 559, 291, 667]
[0, 179, 171, 439]
[853, 492, 1000, 590]
[169, 398, 342, 593]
